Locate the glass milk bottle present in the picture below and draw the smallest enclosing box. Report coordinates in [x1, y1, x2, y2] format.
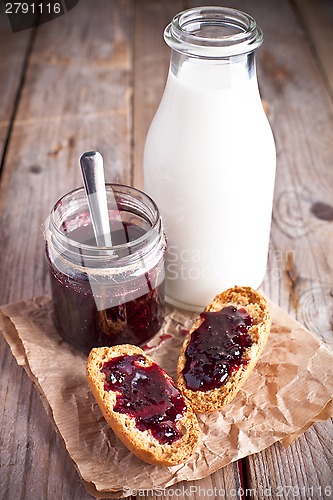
[144, 6, 276, 311]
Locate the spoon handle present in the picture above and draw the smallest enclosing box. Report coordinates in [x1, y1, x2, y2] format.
[80, 151, 112, 247]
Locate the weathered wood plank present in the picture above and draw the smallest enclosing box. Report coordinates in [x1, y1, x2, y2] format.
[138, 463, 242, 500]
[0, 9, 32, 163]
[220, 0, 333, 497]
[0, 338, 90, 499]
[226, 0, 333, 352]
[293, 0, 333, 100]
[0, 1, 134, 498]
[0, 0, 133, 302]
[245, 419, 333, 499]
[133, 0, 185, 189]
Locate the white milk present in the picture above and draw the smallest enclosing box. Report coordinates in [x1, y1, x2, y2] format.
[144, 59, 276, 310]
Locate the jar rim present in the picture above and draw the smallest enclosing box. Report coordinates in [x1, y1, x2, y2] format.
[48, 183, 161, 254]
[164, 6, 263, 58]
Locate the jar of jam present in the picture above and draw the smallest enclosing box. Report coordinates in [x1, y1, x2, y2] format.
[44, 184, 166, 352]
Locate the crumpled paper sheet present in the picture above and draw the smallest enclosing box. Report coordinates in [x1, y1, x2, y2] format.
[1, 296, 333, 499]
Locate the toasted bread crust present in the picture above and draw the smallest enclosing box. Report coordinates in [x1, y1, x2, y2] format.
[177, 286, 271, 413]
[86, 345, 200, 466]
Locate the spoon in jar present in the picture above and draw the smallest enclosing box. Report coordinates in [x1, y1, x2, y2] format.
[80, 151, 127, 335]
[80, 151, 112, 247]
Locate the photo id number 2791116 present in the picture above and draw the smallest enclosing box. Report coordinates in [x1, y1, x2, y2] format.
[5, 2, 61, 14]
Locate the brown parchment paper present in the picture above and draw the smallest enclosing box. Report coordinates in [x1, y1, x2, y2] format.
[1, 295, 333, 499]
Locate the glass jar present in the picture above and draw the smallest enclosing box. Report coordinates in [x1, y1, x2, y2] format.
[144, 6, 276, 311]
[44, 184, 166, 352]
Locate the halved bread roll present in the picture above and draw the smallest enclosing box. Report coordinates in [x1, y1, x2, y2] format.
[177, 286, 271, 413]
[87, 344, 200, 466]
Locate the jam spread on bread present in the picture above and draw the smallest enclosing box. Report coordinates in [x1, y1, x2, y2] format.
[182, 306, 253, 391]
[101, 355, 187, 444]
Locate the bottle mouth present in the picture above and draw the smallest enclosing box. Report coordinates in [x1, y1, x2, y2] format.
[49, 184, 160, 250]
[164, 6, 263, 58]
[45, 184, 164, 268]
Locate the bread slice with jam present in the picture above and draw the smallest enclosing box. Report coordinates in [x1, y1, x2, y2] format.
[87, 345, 200, 466]
[177, 286, 271, 413]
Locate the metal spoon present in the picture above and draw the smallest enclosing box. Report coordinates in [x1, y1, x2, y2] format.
[80, 151, 112, 247]
[80, 151, 127, 335]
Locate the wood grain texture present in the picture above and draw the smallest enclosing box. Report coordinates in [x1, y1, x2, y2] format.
[245, 419, 333, 499]
[243, 0, 333, 347]
[0, 335, 89, 499]
[0, 0, 133, 303]
[1, 0, 333, 498]
[0, 1, 133, 498]
[139, 463, 242, 500]
[293, 0, 333, 99]
[0, 7, 32, 164]
[133, 0, 185, 189]
[220, 0, 333, 497]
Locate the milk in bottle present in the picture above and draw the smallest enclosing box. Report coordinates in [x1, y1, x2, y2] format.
[144, 7, 276, 311]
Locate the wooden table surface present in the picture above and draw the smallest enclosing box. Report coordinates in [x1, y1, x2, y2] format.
[0, 0, 332, 499]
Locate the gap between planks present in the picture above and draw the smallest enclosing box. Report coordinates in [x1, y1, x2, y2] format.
[291, 0, 333, 103]
[0, 28, 36, 178]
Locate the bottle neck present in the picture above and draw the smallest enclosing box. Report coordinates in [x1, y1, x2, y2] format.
[164, 6, 262, 90]
[170, 50, 256, 89]
[164, 7, 263, 57]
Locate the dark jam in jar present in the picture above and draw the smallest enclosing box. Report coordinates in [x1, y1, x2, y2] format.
[101, 354, 187, 444]
[182, 306, 253, 391]
[48, 220, 165, 352]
